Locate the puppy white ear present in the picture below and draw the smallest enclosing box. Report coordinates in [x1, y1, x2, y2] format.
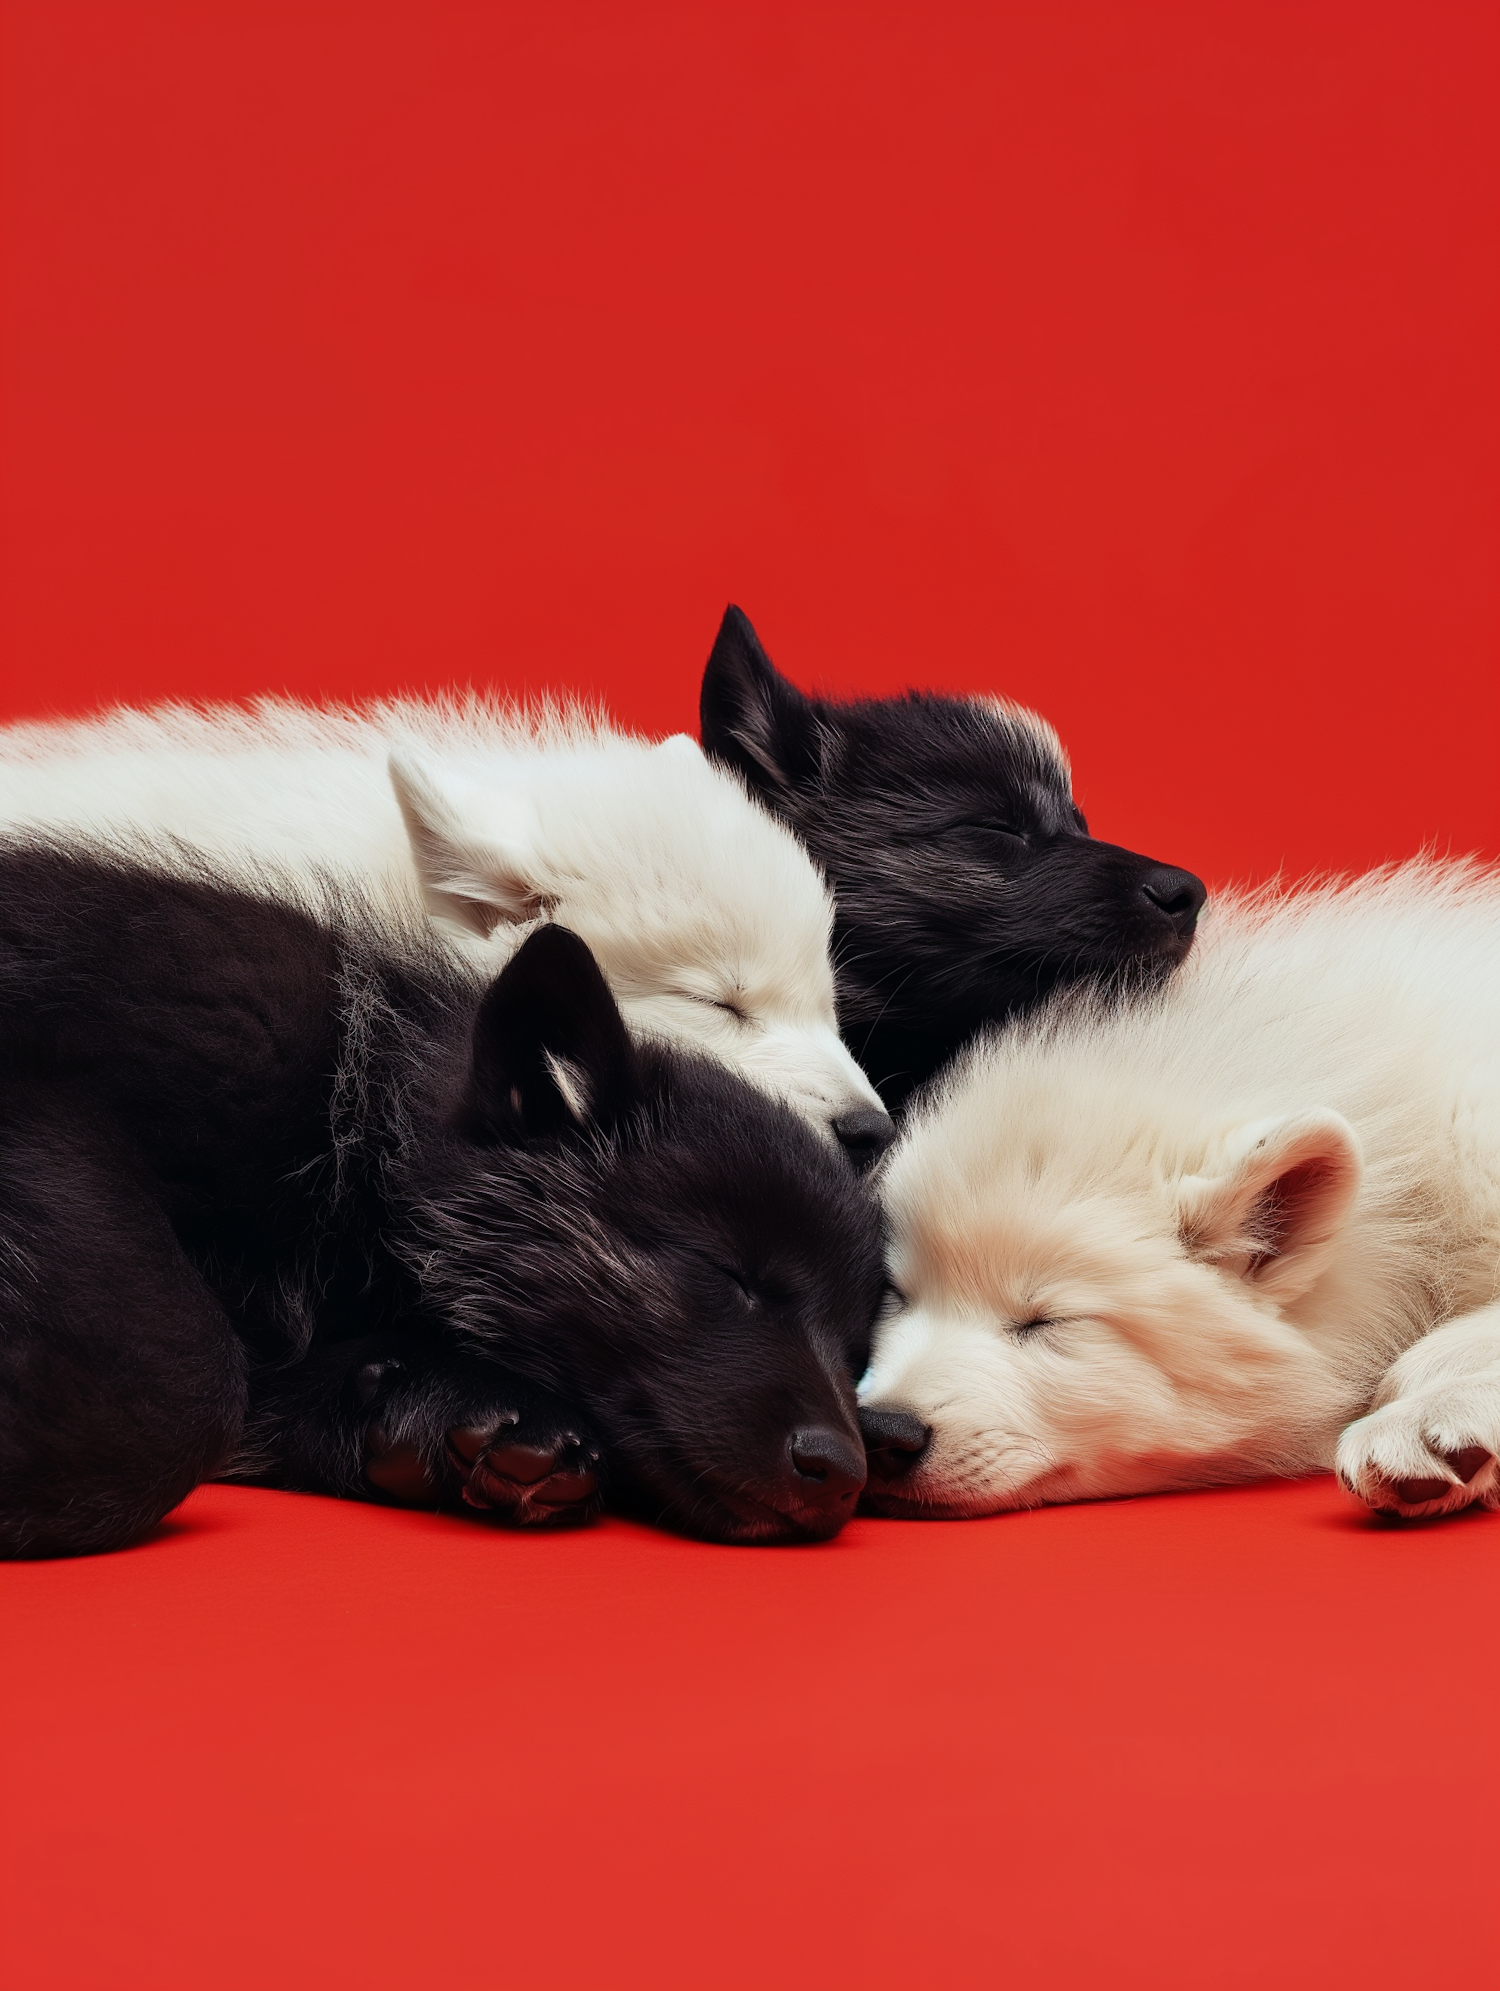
[387, 751, 550, 938]
[1176, 1111, 1362, 1304]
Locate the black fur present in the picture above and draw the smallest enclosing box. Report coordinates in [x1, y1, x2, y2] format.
[0, 845, 884, 1556]
[701, 606, 1208, 1107]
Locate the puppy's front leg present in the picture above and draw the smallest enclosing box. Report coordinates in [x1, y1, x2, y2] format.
[1336, 1306, 1500, 1518]
[239, 1334, 605, 1529]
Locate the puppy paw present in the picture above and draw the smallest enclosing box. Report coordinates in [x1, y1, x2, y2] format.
[1336, 1392, 1500, 1520]
[445, 1415, 602, 1528]
[359, 1359, 603, 1528]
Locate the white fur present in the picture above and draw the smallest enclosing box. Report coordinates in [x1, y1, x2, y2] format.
[0, 695, 883, 1139]
[863, 860, 1500, 1518]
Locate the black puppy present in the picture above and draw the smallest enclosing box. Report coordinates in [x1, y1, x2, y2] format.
[0, 845, 882, 1557]
[701, 607, 1207, 1107]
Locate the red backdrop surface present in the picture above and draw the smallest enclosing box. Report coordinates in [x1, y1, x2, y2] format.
[1, 4, 1497, 1987]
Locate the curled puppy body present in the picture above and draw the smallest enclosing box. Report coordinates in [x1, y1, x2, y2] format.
[859, 860, 1500, 1524]
[0, 694, 890, 1163]
[700, 606, 1205, 1108]
[0, 845, 884, 1558]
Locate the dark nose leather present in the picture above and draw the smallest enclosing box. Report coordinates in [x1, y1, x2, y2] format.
[859, 1406, 932, 1481]
[833, 1105, 897, 1171]
[789, 1427, 868, 1505]
[1141, 866, 1208, 930]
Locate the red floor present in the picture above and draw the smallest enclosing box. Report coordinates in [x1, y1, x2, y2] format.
[5, 1478, 1498, 1987]
[3, 4, 1499, 1985]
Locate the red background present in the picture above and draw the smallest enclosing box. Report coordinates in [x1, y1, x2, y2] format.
[1, 4, 1497, 1986]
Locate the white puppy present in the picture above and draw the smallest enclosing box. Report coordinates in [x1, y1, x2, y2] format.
[0, 696, 889, 1153]
[860, 860, 1500, 1519]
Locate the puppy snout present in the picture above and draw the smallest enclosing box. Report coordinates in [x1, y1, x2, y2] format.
[1141, 866, 1207, 933]
[789, 1427, 867, 1507]
[858, 1406, 932, 1482]
[832, 1105, 897, 1171]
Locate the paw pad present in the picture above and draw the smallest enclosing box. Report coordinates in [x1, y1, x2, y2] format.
[1389, 1445, 1494, 1510]
[448, 1421, 601, 1525]
[1442, 1445, 1493, 1484]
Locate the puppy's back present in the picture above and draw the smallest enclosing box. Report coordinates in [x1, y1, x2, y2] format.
[941, 861, 1500, 1152]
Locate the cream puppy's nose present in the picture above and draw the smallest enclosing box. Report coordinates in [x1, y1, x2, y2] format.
[832, 1105, 897, 1172]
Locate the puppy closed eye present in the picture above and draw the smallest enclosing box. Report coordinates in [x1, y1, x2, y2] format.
[678, 990, 750, 1024]
[877, 1279, 908, 1321]
[949, 819, 1030, 852]
[1010, 1314, 1056, 1338]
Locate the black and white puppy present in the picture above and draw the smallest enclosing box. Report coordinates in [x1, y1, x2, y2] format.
[0, 845, 883, 1558]
[701, 607, 1208, 1108]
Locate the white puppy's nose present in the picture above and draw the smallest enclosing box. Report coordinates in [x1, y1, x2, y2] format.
[858, 1406, 932, 1481]
[832, 1105, 897, 1172]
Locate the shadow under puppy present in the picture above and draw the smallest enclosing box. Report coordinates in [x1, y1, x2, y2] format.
[0, 845, 883, 1558]
[701, 606, 1207, 1109]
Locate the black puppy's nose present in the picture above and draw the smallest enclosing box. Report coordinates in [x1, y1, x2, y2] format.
[833, 1105, 897, 1171]
[859, 1406, 932, 1481]
[1141, 866, 1208, 930]
[789, 1427, 867, 1504]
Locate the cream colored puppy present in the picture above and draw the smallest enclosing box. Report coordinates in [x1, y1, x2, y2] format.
[860, 862, 1500, 1520]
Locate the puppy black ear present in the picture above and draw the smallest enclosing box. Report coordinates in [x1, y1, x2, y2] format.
[465, 926, 641, 1142]
[699, 605, 830, 798]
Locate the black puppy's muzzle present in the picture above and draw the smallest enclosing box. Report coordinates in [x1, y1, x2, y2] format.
[709, 1425, 868, 1543]
[790, 1425, 866, 1502]
[1039, 838, 1207, 972]
[1140, 865, 1208, 941]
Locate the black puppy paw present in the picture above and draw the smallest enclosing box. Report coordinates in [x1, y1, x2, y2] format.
[444, 1416, 602, 1527]
[358, 1356, 603, 1528]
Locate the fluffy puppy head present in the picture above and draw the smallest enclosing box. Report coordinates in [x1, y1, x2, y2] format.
[407, 926, 887, 1543]
[857, 1019, 1364, 1513]
[388, 735, 891, 1165]
[699, 605, 1207, 1104]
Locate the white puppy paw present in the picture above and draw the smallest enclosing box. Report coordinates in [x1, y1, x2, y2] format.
[1336, 1387, 1500, 1519]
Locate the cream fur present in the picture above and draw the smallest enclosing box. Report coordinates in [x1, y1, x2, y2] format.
[862, 860, 1500, 1519]
[0, 695, 883, 1139]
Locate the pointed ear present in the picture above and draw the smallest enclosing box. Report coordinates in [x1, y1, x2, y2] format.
[464, 925, 641, 1143]
[388, 751, 551, 938]
[1176, 1111, 1362, 1304]
[698, 604, 830, 799]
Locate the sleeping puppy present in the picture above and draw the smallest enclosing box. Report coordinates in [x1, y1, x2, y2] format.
[0, 844, 884, 1558]
[858, 861, 1500, 1524]
[0, 695, 891, 1163]
[700, 606, 1206, 1107]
